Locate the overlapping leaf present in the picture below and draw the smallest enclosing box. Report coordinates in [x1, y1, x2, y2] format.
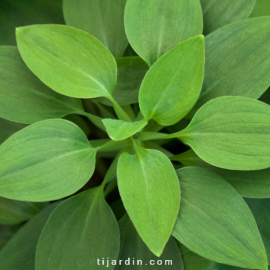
[208, 264, 249, 270]
[0, 0, 64, 45]
[250, 0, 270, 17]
[0, 46, 83, 124]
[116, 214, 184, 269]
[0, 225, 19, 251]
[16, 25, 117, 99]
[178, 243, 213, 270]
[63, 0, 128, 57]
[0, 119, 96, 201]
[103, 119, 147, 141]
[173, 149, 270, 198]
[246, 198, 270, 264]
[173, 167, 267, 269]
[139, 36, 205, 126]
[117, 143, 180, 256]
[124, 0, 203, 66]
[200, 0, 256, 34]
[0, 118, 25, 144]
[36, 188, 120, 270]
[191, 17, 270, 114]
[0, 197, 47, 225]
[97, 57, 148, 106]
[0, 203, 57, 270]
[174, 97, 270, 170]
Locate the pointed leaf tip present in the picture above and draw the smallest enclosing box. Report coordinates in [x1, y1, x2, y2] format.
[117, 146, 180, 255]
[102, 119, 148, 141]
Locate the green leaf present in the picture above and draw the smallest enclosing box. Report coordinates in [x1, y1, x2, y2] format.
[0, 0, 64, 45]
[208, 263, 249, 270]
[97, 57, 149, 106]
[173, 149, 270, 199]
[0, 117, 25, 144]
[0, 46, 83, 124]
[0, 203, 58, 270]
[260, 87, 270, 104]
[250, 0, 270, 17]
[191, 17, 270, 114]
[102, 119, 147, 141]
[63, 0, 128, 57]
[200, 0, 256, 34]
[0, 119, 96, 202]
[36, 188, 120, 270]
[139, 36, 205, 126]
[0, 197, 47, 225]
[178, 243, 213, 270]
[246, 198, 270, 264]
[110, 200, 126, 221]
[103, 155, 121, 185]
[116, 214, 184, 270]
[173, 167, 268, 269]
[117, 144, 180, 256]
[0, 224, 20, 251]
[124, 0, 203, 66]
[174, 97, 270, 170]
[16, 24, 117, 99]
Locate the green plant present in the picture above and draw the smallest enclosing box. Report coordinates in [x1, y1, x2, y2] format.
[1, 0, 270, 269]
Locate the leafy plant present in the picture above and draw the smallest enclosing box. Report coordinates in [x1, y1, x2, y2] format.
[1, 0, 270, 269]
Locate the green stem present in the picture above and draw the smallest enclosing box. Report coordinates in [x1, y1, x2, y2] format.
[95, 157, 108, 178]
[139, 132, 170, 141]
[136, 111, 144, 121]
[107, 97, 132, 122]
[103, 179, 117, 198]
[138, 130, 187, 141]
[92, 100, 116, 119]
[143, 120, 163, 132]
[74, 110, 105, 131]
[122, 105, 136, 121]
[96, 139, 131, 152]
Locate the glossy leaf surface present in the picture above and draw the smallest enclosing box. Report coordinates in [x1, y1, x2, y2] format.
[200, 0, 256, 34]
[63, 0, 128, 57]
[117, 144, 180, 256]
[124, 0, 203, 66]
[103, 119, 147, 141]
[0, 203, 57, 270]
[139, 36, 204, 126]
[116, 214, 184, 269]
[192, 17, 270, 113]
[176, 97, 270, 170]
[36, 188, 120, 270]
[16, 25, 117, 99]
[173, 167, 267, 269]
[0, 46, 82, 124]
[0, 119, 96, 201]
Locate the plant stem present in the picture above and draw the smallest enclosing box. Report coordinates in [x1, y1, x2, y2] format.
[74, 110, 105, 131]
[92, 100, 116, 119]
[108, 97, 132, 122]
[104, 179, 117, 198]
[122, 104, 136, 121]
[96, 139, 131, 152]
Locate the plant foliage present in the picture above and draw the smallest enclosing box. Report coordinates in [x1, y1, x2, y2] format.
[0, 0, 270, 269]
